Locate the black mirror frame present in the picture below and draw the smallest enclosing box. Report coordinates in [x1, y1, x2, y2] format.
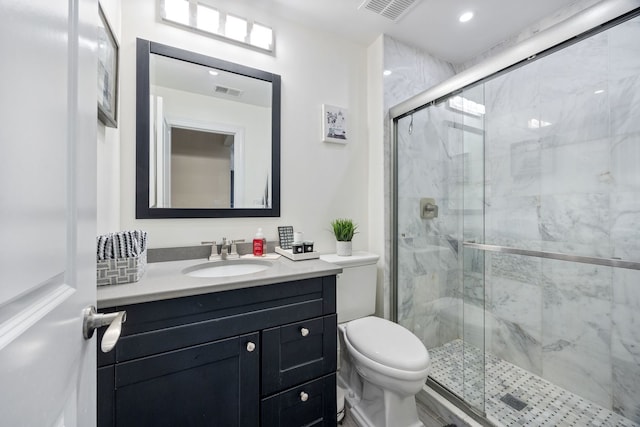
[135, 38, 281, 218]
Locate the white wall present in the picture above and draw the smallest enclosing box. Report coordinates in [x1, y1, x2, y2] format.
[97, 0, 121, 234]
[114, 1, 369, 250]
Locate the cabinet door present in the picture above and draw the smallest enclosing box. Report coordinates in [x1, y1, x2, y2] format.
[262, 315, 337, 396]
[261, 374, 337, 427]
[114, 333, 259, 427]
[97, 366, 114, 427]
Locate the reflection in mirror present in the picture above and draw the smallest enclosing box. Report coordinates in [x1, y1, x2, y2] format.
[163, 127, 234, 209]
[136, 38, 280, 218]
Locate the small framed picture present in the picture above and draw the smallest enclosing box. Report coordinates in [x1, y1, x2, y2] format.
[97, 3, 119, 128]
[322, 104, 348, 144]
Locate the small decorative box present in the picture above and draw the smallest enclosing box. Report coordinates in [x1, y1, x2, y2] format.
[97, 250, 147, 286]
[275, 246, 319, 261]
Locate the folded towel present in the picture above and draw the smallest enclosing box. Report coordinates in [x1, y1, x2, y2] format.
[97, 230, 147, 261]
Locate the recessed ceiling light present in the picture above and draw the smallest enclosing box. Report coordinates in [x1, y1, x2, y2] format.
[594, 89, 605, 94]
[383, 70, 392, 76]
[459, 11, 474, 23]
[208, 70, 219, 76]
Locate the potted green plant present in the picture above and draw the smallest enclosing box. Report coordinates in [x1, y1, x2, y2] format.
[331, 218, 358, 256]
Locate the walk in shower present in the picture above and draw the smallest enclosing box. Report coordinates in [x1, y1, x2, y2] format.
[392, 4, 640, 426]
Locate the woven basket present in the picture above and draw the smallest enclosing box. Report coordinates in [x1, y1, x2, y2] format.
[97, 250, 147, 286]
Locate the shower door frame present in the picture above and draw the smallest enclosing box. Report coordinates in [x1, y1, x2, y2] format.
[390, 0, 640, 421]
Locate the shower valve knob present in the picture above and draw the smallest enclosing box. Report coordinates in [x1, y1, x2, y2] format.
[420, 198, 438, 219]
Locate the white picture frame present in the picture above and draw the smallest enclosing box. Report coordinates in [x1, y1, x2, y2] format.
[321, 104, 348, 144]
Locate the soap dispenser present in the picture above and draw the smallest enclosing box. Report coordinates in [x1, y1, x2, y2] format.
[253, 228, 265, 256]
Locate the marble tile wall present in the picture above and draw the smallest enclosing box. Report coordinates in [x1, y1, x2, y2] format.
[485, 15, 640, 422]
[383, 36, 456, 323]
[612, 269, 640, 421]
[608, 21, 640, 416]
[394, 13, 640, 424]
[484, 16, 640, 422]
[395, 100, 464, 348]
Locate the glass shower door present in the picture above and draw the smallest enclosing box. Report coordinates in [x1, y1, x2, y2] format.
[460, 84, 486, 412]
[394, 84, 486, 415]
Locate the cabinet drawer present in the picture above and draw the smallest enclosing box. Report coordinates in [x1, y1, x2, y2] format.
[262, 314, 337, 396]
[261, 374, 336, 427]
[112, 276, 336, 362]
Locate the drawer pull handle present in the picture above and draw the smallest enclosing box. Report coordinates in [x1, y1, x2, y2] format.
[246, 341, 256, 352]
[300, 327, 310, 337]
[300, 391, 309, 402]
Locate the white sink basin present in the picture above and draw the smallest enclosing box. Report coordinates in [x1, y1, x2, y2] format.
[182, 259, 272, 278]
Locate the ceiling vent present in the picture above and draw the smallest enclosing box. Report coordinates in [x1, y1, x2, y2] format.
[214, 85, 243, 97]
[358, 0, 420, 22]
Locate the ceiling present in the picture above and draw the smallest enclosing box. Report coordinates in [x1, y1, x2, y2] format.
[207, 0, 587, 64]
[151, 54, 272, 106]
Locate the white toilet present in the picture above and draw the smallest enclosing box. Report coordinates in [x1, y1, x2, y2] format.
[320, 252, 430, 427]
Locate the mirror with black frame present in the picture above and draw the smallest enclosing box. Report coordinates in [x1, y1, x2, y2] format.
[136, 38, 281, 218]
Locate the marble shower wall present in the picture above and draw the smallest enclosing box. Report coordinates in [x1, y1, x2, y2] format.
[395, 101, 465, 348]
[395, 14, 640, 423]
[482, 17, 640, 421]
[383, 36, 456, 325]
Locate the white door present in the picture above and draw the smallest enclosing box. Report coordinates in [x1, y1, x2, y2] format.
[0, 0, 98, 425]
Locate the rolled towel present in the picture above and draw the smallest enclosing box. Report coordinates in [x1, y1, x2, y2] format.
[97, 230, 148, 261]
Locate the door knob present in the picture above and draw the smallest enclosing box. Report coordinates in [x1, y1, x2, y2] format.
[82, 305, 126, 353]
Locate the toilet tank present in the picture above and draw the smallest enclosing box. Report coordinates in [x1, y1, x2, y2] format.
[319, 252, 379, 323]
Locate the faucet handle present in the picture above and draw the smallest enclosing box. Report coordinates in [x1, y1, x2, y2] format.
[201, 241, 219, 260]
[227, 239, 245, 258]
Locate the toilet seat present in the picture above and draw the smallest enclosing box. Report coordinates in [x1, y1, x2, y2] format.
[345, 316, 429, 372]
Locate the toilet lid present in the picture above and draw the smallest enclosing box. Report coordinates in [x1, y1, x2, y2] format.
[345, 316, 429, 372]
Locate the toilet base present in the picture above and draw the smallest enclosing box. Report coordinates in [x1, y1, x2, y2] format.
[339, 374, 424, 427]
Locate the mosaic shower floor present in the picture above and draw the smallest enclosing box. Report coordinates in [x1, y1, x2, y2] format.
[429, 339, 639, 427]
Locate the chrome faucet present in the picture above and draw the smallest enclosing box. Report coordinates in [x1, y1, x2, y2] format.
[228, 239, 245, 259]
[219, 237, 229, 260]
[203, 238, 243, 261]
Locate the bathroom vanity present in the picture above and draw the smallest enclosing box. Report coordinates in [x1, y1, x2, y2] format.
[96, 257, 340, 427]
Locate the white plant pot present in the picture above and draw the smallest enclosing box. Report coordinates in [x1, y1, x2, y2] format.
[336, 241, 352, 256]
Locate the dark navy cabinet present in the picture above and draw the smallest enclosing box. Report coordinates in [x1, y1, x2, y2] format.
[98, 275, 337, 427]
[262, 315, 337, 396]
[261, 374, 337, 427]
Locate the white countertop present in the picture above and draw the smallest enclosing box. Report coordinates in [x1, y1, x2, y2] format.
[97, 256, 342, 309]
